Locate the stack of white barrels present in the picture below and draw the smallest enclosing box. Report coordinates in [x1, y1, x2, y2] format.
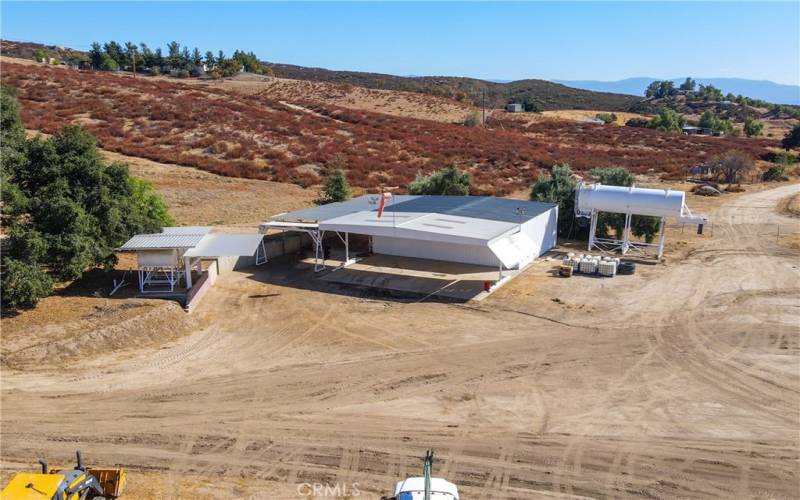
[564, 252, 582, 272]
[598, 256, 619, 277]
[562, 253, 620, 277]
[579, 256, 598, 274]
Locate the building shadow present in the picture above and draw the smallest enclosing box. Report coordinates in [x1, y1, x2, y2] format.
[243, 253, 481, 304]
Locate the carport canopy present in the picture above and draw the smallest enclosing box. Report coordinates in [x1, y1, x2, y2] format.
[183, 234, 265, 258]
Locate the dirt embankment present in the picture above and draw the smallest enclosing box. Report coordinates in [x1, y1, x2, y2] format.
[778, 192, 800, 217]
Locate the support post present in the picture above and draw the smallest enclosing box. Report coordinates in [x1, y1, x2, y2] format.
[312, 229, 325, 272]
[622, 212, 632, 254]
[184, 257, 193, 289]
[657, 216, 666, 259]
[588, 210, 598, 252]
[498, 263, 503, 282]
[256, 239, 267, 265]
[345, 232, 349, 263]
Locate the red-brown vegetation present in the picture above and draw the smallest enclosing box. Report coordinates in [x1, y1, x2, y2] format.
[2, 62, 777, 195]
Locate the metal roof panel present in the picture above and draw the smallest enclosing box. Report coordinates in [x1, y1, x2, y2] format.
[118, 233, 206, 250]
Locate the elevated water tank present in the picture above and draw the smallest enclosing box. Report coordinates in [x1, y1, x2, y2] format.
[576, 183, 685, 218]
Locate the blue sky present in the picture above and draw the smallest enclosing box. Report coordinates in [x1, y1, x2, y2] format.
[2, 2, 799, 85]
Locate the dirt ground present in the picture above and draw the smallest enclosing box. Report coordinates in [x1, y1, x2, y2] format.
[539, 110, 648, 125]
[2, 181, 799, 499]
[100, 149, 318, 228]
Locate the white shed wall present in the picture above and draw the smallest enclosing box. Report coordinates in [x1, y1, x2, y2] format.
[519, 206, 559, 261]
[372, 236, 501, 267]
[137, 249, 179, 267]
[372, 206, 558, 268]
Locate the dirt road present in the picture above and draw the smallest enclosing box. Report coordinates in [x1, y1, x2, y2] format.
[2, 184, 798, 499]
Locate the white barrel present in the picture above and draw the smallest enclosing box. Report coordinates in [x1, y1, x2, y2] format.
[577, 183, 685, 218]
[599, 260, 617, 277]
[579, 259, 597, 274]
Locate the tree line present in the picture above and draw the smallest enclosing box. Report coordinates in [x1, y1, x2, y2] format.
[1, 85, 173, 308]
[644, 77, 800, 121]
[85, 40, 270, 79]
[625, 107, 766, 137]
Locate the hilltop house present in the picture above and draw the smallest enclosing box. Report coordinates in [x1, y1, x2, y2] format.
[682, 125, 716, 136]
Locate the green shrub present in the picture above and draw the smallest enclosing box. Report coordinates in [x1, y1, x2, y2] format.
[773, 151, 797, 165]
[625, 117, 649, 128]
[408, 166, 470, 195]
[529, 164, 578, 237]
[648, 108, 684, 132]
[782, 123, 800, 150]
[318, 166, 351, 204]
[762, 165, 787, 182]
[463, 110, 481, 128]
[595, 113, 617, 124]
[1, 259, 54, 308]
[743, 117, 764, 137]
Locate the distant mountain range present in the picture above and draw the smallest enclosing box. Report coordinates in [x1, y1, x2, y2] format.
[269, 62, 641, 111]
[552, 77, 800, 105]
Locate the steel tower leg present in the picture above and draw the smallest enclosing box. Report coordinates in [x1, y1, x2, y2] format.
[588, 210, 598, 252]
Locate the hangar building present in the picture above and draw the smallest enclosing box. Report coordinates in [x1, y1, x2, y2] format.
[262, 195, 558, 273]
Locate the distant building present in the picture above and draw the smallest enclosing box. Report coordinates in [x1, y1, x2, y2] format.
[682, 125, 714, 136]
[688, 164, 717, 177]
[506, 103, 524, 113]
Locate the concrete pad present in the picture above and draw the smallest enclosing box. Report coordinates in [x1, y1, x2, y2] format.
[318, 254, 506, 301]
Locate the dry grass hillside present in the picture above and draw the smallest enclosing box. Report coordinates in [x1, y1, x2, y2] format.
[1, 59, 779, 194]
[186, 73, 475, 124]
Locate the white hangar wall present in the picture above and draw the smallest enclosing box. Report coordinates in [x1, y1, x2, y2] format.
[372, 206, 559, 269]
[372, 236, 501, 267]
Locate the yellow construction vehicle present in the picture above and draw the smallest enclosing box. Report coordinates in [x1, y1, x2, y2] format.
[1, 450, 125, 500]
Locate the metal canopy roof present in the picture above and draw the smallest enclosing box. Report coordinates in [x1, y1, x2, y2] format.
[118, 232, 207, 250]
[119, 228, 262, 258]
[271, 195, 556, 225]
[183, 234, 264, 258]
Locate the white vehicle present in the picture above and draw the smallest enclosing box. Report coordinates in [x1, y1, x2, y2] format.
[394, 476, 459, 500]
[384, 449, 459, 500]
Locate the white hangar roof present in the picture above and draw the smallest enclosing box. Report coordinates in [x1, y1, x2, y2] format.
[267, 195, 556, 245]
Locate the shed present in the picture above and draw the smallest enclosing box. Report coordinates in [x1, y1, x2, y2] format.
[506, 103, 524, 113]
[118, 227, 266, 293]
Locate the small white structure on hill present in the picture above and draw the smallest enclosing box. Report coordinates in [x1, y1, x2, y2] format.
[575, 183, 709, 258]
